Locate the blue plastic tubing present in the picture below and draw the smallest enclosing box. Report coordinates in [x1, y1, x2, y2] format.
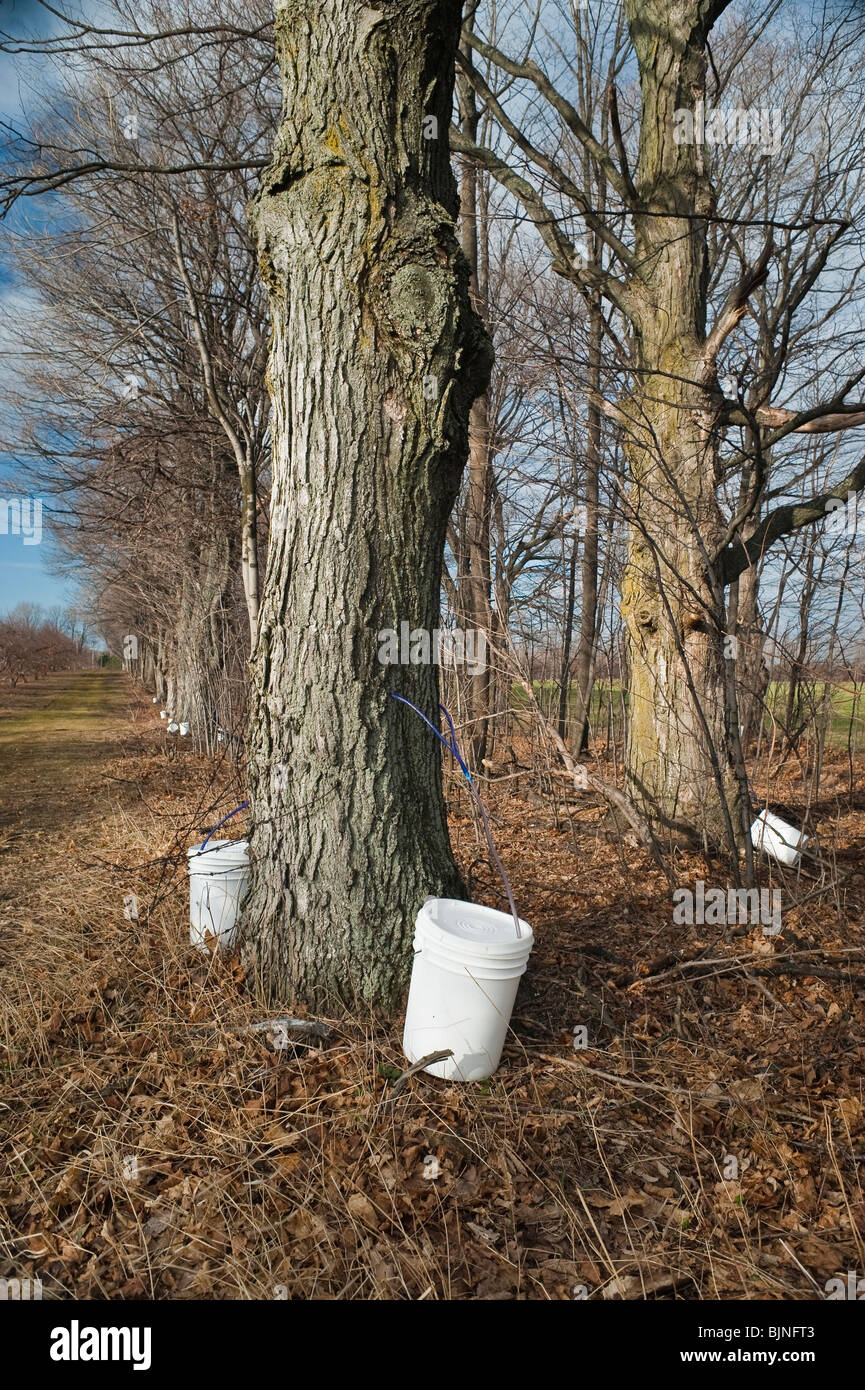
[200, 801, 250, 851]
[389, 694, 522, 939]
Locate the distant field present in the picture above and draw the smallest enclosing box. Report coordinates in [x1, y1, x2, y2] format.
[763, 681, 865, 745]
[519, 679, 865, 749]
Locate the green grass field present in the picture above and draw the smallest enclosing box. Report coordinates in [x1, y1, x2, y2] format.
[519, 678, 865, 749]
[763, 680, 865, 745]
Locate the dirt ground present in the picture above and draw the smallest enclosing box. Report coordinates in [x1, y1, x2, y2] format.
[1, 670, 863, 1300]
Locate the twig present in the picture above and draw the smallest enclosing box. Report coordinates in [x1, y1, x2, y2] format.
[778, 1240, 826, 1297]
[744, 973, 795, 1015]
[541, 1054, 742, 1106]
[514, 675, 675, 885]
[386, 1050, 454, 1100]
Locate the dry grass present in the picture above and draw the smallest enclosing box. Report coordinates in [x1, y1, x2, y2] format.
[1, 672, 864, 1300]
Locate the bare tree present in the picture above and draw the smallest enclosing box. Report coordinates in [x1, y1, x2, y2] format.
[454, 0, 865, 847]
[240, 0, 491, 1009]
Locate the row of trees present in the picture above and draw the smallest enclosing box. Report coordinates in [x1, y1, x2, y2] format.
[2, 0, 275, 747]
[2, 0, 865, 1008]
[0, 604, 89, 685]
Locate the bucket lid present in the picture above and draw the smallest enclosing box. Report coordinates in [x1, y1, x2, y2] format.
[416, 898, 533, 961]
[187, 837, 250, 867]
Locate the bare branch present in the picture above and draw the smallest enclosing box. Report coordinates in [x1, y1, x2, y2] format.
[721, 453, 865, 583]
[449, 127, 636, 319]
[703, 233, 774, 370]
[460, 25, 641, 213]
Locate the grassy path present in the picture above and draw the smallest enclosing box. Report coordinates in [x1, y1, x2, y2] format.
[0, 670, 131, 840]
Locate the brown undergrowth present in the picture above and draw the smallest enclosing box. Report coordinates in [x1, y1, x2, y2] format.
[1, 673, 863, 1299]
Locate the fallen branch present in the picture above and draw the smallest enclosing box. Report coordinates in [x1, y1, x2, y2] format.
[541, 1054, 743, 1106]
[514, 675, 675, 885]
[633, 946, 865, 988]
[386, 1050, 453, 1100]
[745, 962, 865, 985]
[641, 959, 865, 989]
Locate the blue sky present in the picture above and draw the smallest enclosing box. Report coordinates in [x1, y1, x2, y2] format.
[0, 0, 79, 613]
[0, 546, 72, 608]
[0, 1, 47, 118]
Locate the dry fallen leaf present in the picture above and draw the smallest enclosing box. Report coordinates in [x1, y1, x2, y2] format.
[346, 1192, 380, 1230]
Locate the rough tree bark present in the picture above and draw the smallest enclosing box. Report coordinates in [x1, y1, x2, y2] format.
[619, 0, 746, 849]
[572, 293, 602, 751]
[730, 559, 768, 746]
[457, 39, 496, 772]
[241, 0, 491, 1010]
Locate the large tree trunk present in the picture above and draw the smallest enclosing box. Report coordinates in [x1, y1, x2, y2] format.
[171, 212, 261, 644]
[621, 0, 746, 850]
[461, 393, 496, 769]
[457, 38, 496, 772]
[727, 430, 768, 748]
[238, 457, 259, 640]
[241, 0, 491, 1011]
[730, 561, 768, 747]
[572, 294, 603, 752]
[556, 539, 577, 742]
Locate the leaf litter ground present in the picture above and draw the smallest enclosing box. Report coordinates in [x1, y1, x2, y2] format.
[0, 671, 863, 1300]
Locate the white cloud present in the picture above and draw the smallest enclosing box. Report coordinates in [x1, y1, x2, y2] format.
[0, 1, 107, 119]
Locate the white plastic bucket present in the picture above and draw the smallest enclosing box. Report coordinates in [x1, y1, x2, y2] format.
[179, 722, 190, 736]
[402, 898, 534, 1082]
[750, 810, 808, 867]
[187, 838, 251, 951]
[160, 710, 168, 720]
